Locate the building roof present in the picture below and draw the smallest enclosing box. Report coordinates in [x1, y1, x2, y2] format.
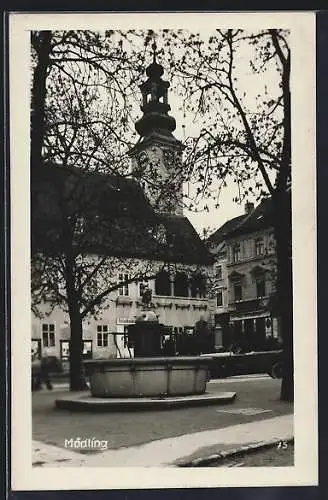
[207, 214, 248, 245]
[229, 197, 273, 238]
[207, 197, 274, 246]
[31, 163, 212, 266]
[159, 214, 213, 264]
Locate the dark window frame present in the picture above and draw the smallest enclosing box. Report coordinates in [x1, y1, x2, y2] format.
[234, 283, 243, 302]
[42, 323, 56, 347]
[255, 237, 265, 256]
[216, 265, 223, 279]
[256, 278, 266, 298]
[155, 270, 171, 296]
[173, 272, 189, 298]
[97, 325, 109, 347]
[190, 274, 207, 298]
[118, 273, 129, 296]
[216, 290, 223, 307]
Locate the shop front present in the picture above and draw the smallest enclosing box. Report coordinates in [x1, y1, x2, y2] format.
[31, 339, 41, 361]
[229, 312, 278, 352]
[60, 339, 93, 371]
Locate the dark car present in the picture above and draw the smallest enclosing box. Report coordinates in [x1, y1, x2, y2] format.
[201, 349, 283, 379]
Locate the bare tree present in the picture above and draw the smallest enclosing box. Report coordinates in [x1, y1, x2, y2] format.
[32, 156, 167, 389]
[30, 30, 148, 171]
[30, 30, 211, 390]
[160, 28, 293, 401]
[30, 30, 164, 390]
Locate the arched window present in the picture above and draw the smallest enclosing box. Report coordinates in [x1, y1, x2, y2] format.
[174, 272, 189, 297]
[155, 270, 171, 296]
[190, 274, 207, 298]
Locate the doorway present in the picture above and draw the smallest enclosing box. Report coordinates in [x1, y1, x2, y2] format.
[255, 317, 266, 348]
[244, 319, 256, 350]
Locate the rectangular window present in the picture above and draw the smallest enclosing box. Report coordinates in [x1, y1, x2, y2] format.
[118, 273, 129, 296]
[255, 238, 265, 256]
[233, 244, 241, 263]
[97, 325, 108, 347]
[216, 291, 223, 307]
[215, 265, 222, 280]
[139, 281, 149, 297]
[234, 283, 242, 302]
[75, 215, 86, 235]
[42, 323, 55, 347]
[256, 279, 266, 298]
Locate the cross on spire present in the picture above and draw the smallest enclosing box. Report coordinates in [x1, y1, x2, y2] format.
[135, 36, 177, 138]
[152, 39, 157, 63]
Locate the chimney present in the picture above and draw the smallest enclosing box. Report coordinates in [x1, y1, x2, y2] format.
[245, 202, 254, 214]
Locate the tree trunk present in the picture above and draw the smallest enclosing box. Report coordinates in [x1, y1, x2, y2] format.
[68, 311, 87, 391]
[65, 255, 87, 391]
[30, 31, 52, 172]
[272, 191, 294, 402]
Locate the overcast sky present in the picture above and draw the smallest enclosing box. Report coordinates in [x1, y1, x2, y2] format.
[169, 92, 246, 236]
[149, 67, 262, 236]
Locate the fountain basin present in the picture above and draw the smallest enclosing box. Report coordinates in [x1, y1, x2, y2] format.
[84, 356, 211, 398]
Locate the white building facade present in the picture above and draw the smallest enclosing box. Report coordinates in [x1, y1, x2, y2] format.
[31, 262, 211, 364]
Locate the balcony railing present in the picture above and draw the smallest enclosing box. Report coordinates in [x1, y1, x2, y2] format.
[229, 297, 269, 313]
[116, 294, 209, 312]
[153, 295, 209, 312]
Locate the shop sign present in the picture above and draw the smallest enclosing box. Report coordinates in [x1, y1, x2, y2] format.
[117, 317, 136, 325]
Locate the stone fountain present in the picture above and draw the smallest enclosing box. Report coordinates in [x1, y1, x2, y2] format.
[55, 289, 236, 411]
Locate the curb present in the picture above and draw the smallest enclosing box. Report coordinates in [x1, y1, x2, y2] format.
[55, 391, 237, 412]
[177, 436, 294, 467]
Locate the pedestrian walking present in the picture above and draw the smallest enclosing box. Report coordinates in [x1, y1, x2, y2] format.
[38, 349, 53, 390]
[31, 354, 41, 391]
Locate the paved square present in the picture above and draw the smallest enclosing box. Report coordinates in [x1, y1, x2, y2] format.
[32, 377, 290, 452]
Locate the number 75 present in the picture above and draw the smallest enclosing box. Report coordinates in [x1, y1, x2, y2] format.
[277, 440, 288, 449]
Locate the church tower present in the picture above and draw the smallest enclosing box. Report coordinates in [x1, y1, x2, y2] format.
[129, 45, 184, 216]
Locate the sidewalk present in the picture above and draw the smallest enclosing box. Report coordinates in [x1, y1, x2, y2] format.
[33, 413, 293, 467]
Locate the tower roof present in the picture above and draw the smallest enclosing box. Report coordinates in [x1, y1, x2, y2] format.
[135, 49, 177, 138]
